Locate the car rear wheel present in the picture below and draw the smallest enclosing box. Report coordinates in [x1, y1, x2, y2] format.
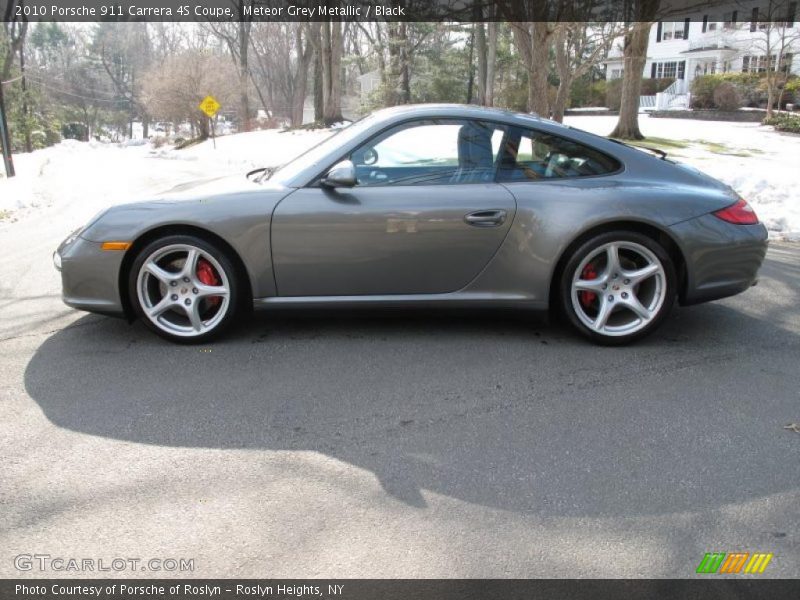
[559, 231, 676, 345]
[129, 235, 239, 343]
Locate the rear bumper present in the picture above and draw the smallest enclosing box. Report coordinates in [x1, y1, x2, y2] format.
[669, 214, 768, 306]
[56, 235, 126, 316]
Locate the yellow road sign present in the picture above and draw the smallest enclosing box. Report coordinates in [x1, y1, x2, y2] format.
[198, 95, 221, 118]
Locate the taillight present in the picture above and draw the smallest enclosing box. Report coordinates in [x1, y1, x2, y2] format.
[713, 198, 759, 225]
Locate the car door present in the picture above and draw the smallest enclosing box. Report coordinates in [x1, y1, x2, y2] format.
[271, 119, 517, 297]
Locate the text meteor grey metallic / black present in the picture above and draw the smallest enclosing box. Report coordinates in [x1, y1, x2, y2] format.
[54, 104, 767, 344]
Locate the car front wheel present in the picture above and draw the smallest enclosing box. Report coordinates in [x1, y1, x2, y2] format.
[129, 235, 239, 343]
[560, 231, 676, 345]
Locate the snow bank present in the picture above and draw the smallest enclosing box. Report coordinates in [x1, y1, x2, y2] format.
[154, 128, 335, 171]
[0, 128, 335, 226]
[564, 115, 800, 239]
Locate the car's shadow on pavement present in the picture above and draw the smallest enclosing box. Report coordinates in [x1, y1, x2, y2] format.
[23, 268, 800, 518]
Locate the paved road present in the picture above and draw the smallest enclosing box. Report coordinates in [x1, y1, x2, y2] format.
[1, 200, 798, 578]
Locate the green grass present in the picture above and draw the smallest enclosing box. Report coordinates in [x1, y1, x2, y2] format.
[695, 141, 763, 157]
[615, 136, 764, 158]
[614, 137, 689, 150]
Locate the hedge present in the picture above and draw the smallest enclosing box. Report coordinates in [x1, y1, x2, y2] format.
[692, 73, 798, 110]
[763, 113, 800, 133]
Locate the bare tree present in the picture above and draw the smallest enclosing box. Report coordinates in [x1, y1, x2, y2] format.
[93, 23, 152, 137]
[356, 22, 433, 108]
[250, 23, 314, 126]
[206, 1, 255, 131]
[2, 0, 27, 81]
[141, 50, 237, 139]
[551, 22, 622, 122]
[747, 0, 800, 118]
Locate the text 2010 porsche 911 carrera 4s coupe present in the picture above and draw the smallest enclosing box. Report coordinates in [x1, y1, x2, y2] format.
[54, 105, 768, 344]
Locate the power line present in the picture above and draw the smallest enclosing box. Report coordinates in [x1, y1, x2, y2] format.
[25, 72, 124, 99]
[0, 75, 25, 86]
[26, 77, 132, 105]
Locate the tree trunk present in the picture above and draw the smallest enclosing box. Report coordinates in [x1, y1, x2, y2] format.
[385, 23, 401, 106]
[513, 22, 551, 116]
[313, 52, 323, 122]
[19, 43, 31, 152]
[552, 75, 572, 123]
[238, 21, 251, 132]
[320, 22, 343, 125]
[486, 22, 497, 106]
[609, 23, 651, 140]
[766, 84, 775, 119]
[475, 23, 487, 105]
[552, 27, 570, 123]
[290, 25, 312, 127]
[399, 23, 410, 104]
[466, 25, 476, 104]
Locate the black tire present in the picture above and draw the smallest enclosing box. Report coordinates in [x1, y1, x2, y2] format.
[128, 234, 240, 344]
[559, 231, 677, 345]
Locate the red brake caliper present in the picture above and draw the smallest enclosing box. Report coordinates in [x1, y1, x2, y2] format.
[579, 263, 597, 308]
[196, 258, 221, 308]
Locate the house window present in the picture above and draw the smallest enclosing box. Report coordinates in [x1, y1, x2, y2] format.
[723, 12, 737, 29]
[661, 21, 686, 40]
[742, 54, 787, 73]
[707, 21, 718, 32]
[610, 68, 623, 79]
[653, 61, 679, 79]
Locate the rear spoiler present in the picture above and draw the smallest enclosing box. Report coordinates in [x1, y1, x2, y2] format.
[608, 138, 667, 160]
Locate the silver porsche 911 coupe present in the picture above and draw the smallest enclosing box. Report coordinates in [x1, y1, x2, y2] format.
[54, 104, 767, 345]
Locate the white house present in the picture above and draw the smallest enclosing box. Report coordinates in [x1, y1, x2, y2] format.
[605, 2, 800, 106]
[356, 69, 382, 103]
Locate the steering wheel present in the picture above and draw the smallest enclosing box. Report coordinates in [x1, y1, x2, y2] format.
[360, 147, 378, 166]
[545, 153, 569, 178]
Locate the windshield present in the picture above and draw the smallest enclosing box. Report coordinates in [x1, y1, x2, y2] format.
[268, 114, 381, 185]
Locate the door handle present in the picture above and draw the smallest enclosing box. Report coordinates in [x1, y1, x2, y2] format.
[465, 210, 507, 227]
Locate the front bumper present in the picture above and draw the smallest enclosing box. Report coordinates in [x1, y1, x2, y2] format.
[669, 214, 768, 306]
[55, 235, 127, 316]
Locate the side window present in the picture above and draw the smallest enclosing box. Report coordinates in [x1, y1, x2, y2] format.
[497, 128, 620, 182]
[349, 119, 505, 187]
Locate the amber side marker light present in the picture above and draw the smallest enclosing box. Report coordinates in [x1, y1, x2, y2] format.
[101, 241, 132, 251]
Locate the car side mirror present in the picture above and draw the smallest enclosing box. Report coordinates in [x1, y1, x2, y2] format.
[321, 160, 356, 188]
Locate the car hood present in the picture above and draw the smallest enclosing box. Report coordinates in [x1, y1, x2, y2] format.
[154, 174, 271, 199]
[80, 174, 293, 243]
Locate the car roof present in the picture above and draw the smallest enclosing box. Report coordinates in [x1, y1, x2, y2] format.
[367, 103, 566, 130]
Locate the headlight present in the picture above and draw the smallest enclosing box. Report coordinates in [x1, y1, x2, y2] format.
[53, 251, 62, 271]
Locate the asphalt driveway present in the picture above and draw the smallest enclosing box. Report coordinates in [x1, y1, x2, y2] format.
[1, 210, 798, 578]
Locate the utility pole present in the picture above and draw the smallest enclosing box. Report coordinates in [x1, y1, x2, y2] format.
[0, 79, 15, 178]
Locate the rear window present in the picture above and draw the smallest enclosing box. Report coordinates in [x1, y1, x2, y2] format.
[498, 127, 620, 182]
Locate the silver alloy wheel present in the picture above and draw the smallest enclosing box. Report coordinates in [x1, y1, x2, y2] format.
[136, 243, 231, 338]
[570, 241, 667, 337]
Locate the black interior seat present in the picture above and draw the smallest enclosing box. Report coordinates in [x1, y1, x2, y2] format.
[450, 122, 495, 184]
